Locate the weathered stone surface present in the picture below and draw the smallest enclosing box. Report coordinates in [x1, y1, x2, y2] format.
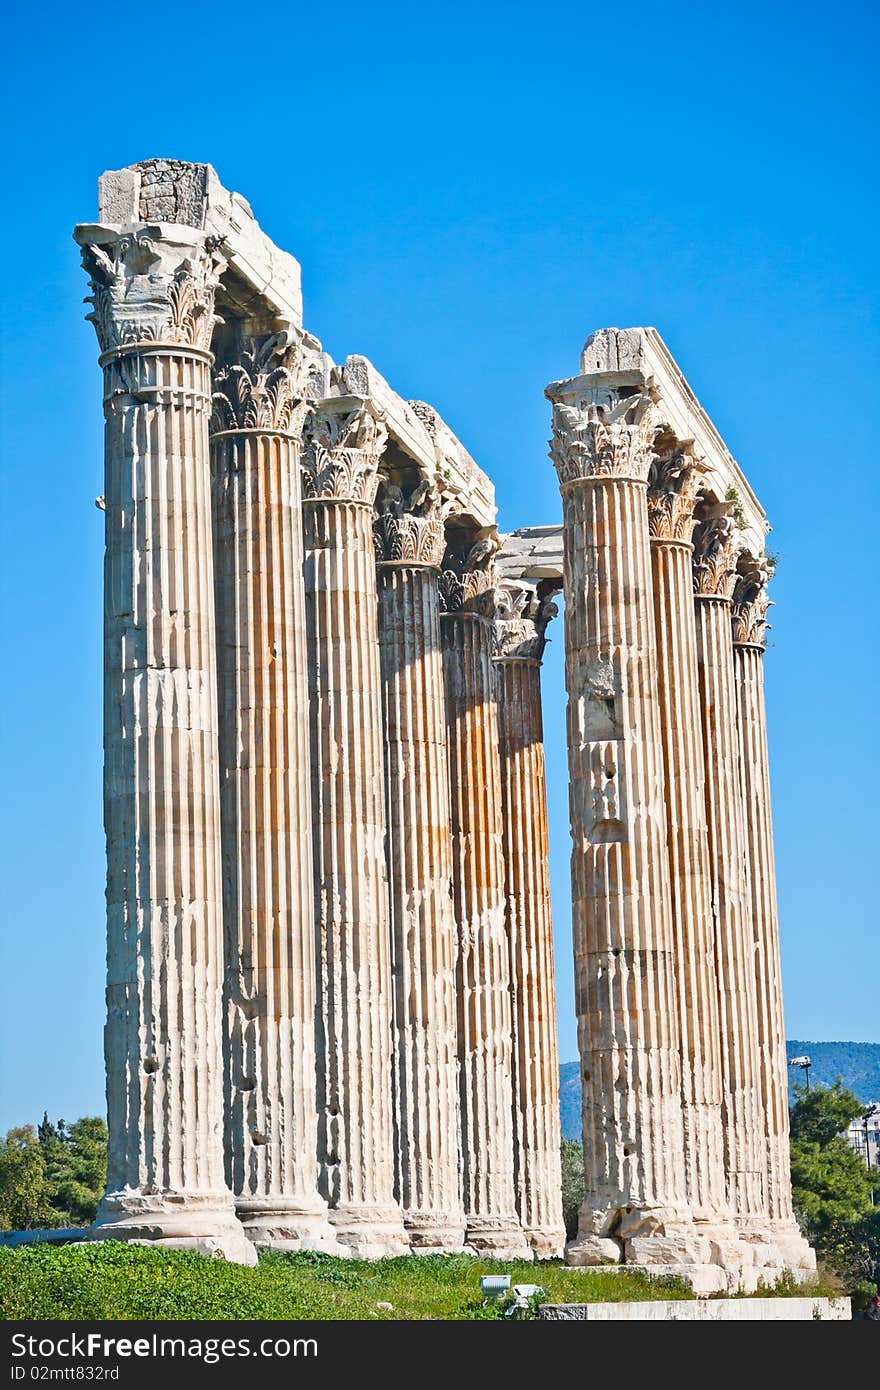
[494, 583, 565, 1260]
[440, 542, 531, 1260]
[375, 484, 466, 1252]
[647, 446, 735, 1233]
[97, 160, 303, 334]
[547, 380, 710, 1274]
[211, 334, 338, 1252]
[576, 327, 767, 557]
[74, 163, 812, 1285]
[540, 1297, 851, 1321]
[692, 504, 770, 1234]
[302, 399, 409, 1257]
[732, 562, 815, 1272]
[75, 221, 253, 1265]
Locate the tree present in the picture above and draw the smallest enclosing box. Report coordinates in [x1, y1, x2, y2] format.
[0, 1126, 60, 1231]
[560, 1138, 584, 1239]
[789, 1080, 879, 1290]
[41, 1116, 107, 1225]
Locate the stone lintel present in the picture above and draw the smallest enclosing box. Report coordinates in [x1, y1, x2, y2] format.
[95, 160, 303, 334]
[546, 326, 768, 558]
[329, 356, 496, 530]
[86, 162, 496, 531]
[497, 526, 564, 584]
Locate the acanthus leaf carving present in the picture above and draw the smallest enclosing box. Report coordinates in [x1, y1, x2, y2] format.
[647, 443, 707, 541]
[731, 557, 773, 647]
[373, 475, 449, 567]
[78, 228, 226, 354]
[301, 404, 388, 504]
[549, 388, 659, 486]
[212, 334, 310, 435]
[692, 506, 743, 600]
[438, 533, 500, 616]
[493, 582, 559, 662]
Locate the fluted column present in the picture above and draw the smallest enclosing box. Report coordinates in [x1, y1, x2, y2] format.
[440, 544, 531, 1259]
[210, 336, 338, 1250]
[75, 224, 253, 1263]
[548, 385, 705, 1271]
[374, 487, 465, 1252]
[692, 507, 767, 1228]
[494, 583, 565, 1259]
[302, 399, 408, 1256]
[647, 451, 734, 1237]
[732, 563, 815, 1271]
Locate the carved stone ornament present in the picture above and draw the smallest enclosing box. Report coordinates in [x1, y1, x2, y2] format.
[212, 334, 310, 435]
[76, 226, 226, 354]
[647, 444, 707, 541]
[549, 388, 659, 486]
[692, 505, 742, 600]
[373, 476, 448, 567]
[731, 557, 773, 647]
[438, 533, 500, 615]
[301, 404, 388, 505]
[493, 583, 559, 662]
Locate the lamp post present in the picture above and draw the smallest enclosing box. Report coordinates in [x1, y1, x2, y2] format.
[789, 1056, 812, 1092]
[863, 1106, 879, 1203]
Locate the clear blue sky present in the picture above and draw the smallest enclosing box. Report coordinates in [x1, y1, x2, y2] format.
[0, 1, 876, 1132]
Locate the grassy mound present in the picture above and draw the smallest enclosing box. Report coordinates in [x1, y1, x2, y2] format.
[0, 1243, 693, 1321]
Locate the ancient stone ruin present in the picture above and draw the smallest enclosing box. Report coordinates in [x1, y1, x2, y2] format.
[72, 159, 814, 1290]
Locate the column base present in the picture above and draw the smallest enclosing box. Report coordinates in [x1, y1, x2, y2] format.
[403, 1211, 467, 1254]
[564, 1234, 733, 1295]
[90, 1189, 257, 1266]
[771, 1222, 817, 1275]
[565, 1205, 814, 1292]
[734, 1217, 817, 1284]
[523, 1224, 567, 1261]
[464, 1215, 533, 1260]
[236, 1198, 346, 1254]
[328, 1203, 410, 1259]
[566, 1203, 724, 1278]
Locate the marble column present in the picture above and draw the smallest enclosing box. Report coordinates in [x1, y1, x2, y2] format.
[439, 543, 531, 1259]
[302, 399, 409, 1256]
[548, 387, 704, 1272]
[494, 583, 566, 1259]
[374, 486, 465, 1252]
[732, 562, 815, 1271]
[210, 334, 338, 1250]
[75, 224, 254, 1263]
[647, 450, 734, 1241]
[692, 507, 768, 1229]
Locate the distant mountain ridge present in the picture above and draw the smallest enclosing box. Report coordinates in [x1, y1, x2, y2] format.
[559, 1041, 880, 1140]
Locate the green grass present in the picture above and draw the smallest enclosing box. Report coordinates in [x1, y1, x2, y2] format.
[0, 1244, 694, 1321]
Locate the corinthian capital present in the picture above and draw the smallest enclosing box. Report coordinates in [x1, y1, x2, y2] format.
[549, 388, 658, 486]
[692, 504, 742, 599]
[373, 476, 448, 567]
[301, 400, 388, 504]
[438, 533, 500, 616]
[731, 557, 774, 647]
[212, 334, 310, 435]
[493, 582, 559, 662]
[74, 224, 225, 354]
[647, 444, 707, 541]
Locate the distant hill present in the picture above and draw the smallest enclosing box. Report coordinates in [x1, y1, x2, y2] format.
[785, 1041, 880, 1106]
[559, 1042, 880, 1140]
[559, 1060, 582, 1141]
